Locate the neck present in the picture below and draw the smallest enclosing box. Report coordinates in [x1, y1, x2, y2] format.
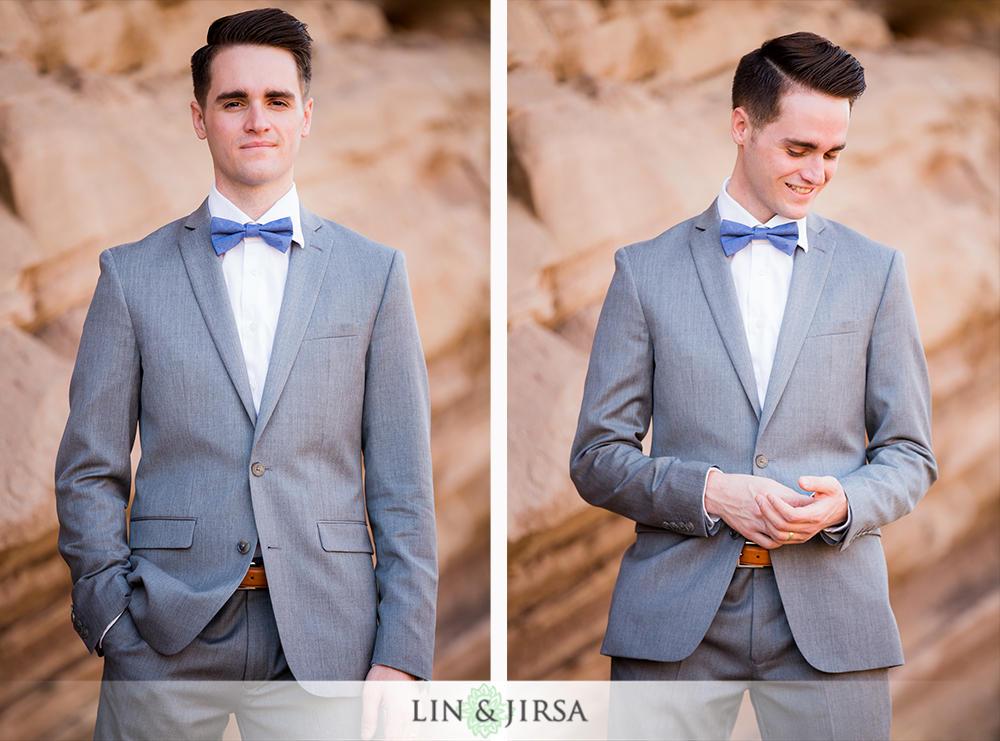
[725, 172, 776, 225]
[215, 178, 293, 221]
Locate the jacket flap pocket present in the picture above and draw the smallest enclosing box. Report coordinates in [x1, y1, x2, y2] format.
[129, 517, 197, 549]
[318, 521, 374, 554]
[304, 322, 361, 341]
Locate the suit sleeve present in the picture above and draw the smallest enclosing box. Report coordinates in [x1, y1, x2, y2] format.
[570, 248, 716, 534]
[361, 250, 438, 680]
[54, 249, 139, 653]
[838, 249, 937, 549]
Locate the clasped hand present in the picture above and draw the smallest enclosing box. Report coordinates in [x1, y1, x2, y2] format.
[705, 471, 848, 549]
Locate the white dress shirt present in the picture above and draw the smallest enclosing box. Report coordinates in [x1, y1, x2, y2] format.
[716, 177, 808, 411]
[209, 183, 305, 414]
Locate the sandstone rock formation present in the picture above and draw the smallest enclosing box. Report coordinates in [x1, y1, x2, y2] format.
[507, 1, 999, 738]
[0, 1, 489, 738]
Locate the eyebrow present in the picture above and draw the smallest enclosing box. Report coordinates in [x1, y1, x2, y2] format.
[781, 138, 847, 153]
[213, 89, 297, 103]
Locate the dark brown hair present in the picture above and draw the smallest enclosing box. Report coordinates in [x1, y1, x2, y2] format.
[732, 31, 866, 127]
[191, 7, 312, 108]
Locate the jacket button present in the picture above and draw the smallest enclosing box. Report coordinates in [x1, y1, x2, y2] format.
[81, 628, 89, 639]
[755, 454, 768, 469]
[237, 539, 251, 555]
[251, 462, 265, 477]
[730, 528, 740, 539]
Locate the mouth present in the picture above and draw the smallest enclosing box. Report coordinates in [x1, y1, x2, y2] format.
[241, 141, 276, 149]
[786, 183, 815, 196]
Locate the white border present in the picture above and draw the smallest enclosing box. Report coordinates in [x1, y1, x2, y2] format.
[489, 0, 509, 686]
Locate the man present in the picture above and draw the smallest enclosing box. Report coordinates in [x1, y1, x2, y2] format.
[570, 32, 936, 740]
[55, 8, 436, 739]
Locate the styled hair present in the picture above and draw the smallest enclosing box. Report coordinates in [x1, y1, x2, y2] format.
[732, 31, 866, 127]
[191, 7, 312, 108]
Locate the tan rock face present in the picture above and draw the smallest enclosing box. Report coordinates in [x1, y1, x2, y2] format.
[0, 327, 71, 551]
[507, 322, 590, 543]
[0, 3, 488, 734]
[508, 0, 999, 734]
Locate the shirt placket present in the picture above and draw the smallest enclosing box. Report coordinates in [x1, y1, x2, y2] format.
[747, 241, 768, 407]
[242, 238, 264, 411]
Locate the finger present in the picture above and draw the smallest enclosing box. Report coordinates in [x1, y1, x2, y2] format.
[385, 709, 406, 741]
[762, 494, 797, 520]
[743, 525, 782, 550]
[401, 689, 420, 740]
[765, 494, 830, 530]
[360, 685, 381, 740]
[799, 475, 841, 497]
[756, 495, 796, 532]
[757, 534, 783, 549]
[768, 488, 817, 508]
[383, 687, 409, 741]
[758, 499, 817, 544]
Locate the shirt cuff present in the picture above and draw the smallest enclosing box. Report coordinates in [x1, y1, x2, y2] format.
[98, 609, 126, 650]
[820, 501, 852, 545]
[703, 467, 721, 526]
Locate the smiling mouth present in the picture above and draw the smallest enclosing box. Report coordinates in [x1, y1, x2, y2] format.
[786, 183, 815, 195]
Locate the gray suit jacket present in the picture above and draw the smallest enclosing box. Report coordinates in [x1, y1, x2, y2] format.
[55, 201, 437, 682]
[570, 201, 936, 673]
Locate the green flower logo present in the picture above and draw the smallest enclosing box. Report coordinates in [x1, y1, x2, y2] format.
[462, 683, 507, 738]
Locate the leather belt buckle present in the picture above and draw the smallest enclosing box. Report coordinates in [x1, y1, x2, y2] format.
[738, 541, 772, 568]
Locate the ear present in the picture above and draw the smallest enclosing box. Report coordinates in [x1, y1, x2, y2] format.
[731, 107, 751, 147]
[191, 101, 208, 141]
[301, 97, 313, 138]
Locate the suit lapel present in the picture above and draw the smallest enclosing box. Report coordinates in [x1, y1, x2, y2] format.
[758, 213, 836, 432]
[689, 202, 760, 418]
[253, 207, 333, 442]
[178, 201, 256, 423]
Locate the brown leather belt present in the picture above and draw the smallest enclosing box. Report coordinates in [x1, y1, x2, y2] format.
[738, 542, 772, 568]
[238, 563, 268, 589]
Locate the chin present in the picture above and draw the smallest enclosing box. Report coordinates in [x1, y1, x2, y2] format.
[778, 201, 812, 221]
[235, 168, 280, 185]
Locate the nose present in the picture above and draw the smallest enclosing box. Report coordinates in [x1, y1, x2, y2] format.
[800, 155, 825, 185]
[245, 101, 270, 133]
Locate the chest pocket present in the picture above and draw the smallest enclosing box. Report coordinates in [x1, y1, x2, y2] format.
[806, 319, 862, 338]
[303, 323, 361, 341]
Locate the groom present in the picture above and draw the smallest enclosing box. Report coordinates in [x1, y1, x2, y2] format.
[55, 7, 436, 739]
[571, 31, 936, 740]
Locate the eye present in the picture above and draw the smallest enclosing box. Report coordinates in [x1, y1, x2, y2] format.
[824, 151, 841, 161]
[786, 150, 806, 158]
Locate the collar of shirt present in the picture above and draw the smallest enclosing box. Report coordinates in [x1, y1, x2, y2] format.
[717, 178, 809, 253]
[207, 183, 305, 250]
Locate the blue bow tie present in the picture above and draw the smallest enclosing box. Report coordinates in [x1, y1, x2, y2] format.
[210, 216, 294, 255]
[720, 219, 799, 257]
